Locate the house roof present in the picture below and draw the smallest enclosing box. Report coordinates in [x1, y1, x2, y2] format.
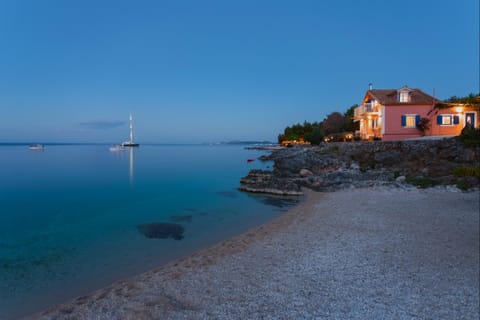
[366, 87, 439, 105]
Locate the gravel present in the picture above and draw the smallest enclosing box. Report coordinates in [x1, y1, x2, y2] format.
[31, 187, 479, 320]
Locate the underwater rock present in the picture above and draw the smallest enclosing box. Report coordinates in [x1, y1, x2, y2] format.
[170, 215, 193, 223]
[261, 196, 299, 208]
[137, 223, 185, 240]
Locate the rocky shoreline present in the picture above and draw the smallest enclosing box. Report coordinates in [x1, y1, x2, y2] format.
[240, 137, 479, 195]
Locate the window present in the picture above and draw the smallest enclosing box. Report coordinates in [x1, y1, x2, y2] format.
[397, 86, 412, 103]
[399, 91, 410, 103]
[401, 114, 419, 128]
[437, 115, 459, 126]
[371, 118, 381, 129]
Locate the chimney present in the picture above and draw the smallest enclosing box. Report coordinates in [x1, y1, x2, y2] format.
[368, 83, 373, 90]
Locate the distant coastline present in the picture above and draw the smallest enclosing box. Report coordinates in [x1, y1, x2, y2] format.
[0, 140, 277, 147]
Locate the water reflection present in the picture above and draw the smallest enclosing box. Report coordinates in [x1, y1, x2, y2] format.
[128, 147, 134, 185]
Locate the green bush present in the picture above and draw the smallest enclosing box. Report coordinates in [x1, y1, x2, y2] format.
[456, 180, 476, 191]
[454, 166, 480, 178]
[406, 176, 439, 188]
[458, 126, 480, 147]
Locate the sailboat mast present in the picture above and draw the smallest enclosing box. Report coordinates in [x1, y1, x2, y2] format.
[129, 114, 134, 142]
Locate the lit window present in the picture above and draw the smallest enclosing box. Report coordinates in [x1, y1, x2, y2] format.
[399, 91, 410, 103]
[437, 115, 459, 126]
[405, 116, 415, 127]
[402, 114, 418, 128]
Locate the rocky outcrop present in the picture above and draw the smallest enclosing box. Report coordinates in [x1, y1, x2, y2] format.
[239, 170, 303, 195]
[239, 137, 479, 195]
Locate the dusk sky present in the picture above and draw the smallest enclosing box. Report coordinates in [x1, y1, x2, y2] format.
[0, 0, 478, 143]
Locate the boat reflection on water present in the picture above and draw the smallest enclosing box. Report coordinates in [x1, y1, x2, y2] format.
[129, 146, 134, 185]
[108, 144, 135, 185]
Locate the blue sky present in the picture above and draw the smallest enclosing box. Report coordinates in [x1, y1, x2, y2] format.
[0, 0, 478, 143]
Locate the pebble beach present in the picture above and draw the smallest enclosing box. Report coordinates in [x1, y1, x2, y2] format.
[29, 186, 479, 319]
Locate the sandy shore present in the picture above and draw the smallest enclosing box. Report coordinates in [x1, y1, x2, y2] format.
[28, 186, 479, 319]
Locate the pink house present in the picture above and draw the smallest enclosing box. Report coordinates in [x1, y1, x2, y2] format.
[353, 85, 479, 141]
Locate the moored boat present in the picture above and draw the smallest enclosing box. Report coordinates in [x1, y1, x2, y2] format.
[121, 114, 140, 147]
[109, 144, 124, 152]
[28, 144, 44, 150]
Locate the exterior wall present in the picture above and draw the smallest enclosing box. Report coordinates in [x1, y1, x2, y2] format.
[382, 105, 478, 141]
[382, 104, 432, 141]
[430, 108, 478, 136]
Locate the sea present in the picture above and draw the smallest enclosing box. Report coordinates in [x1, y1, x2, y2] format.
[0, 143, 299, 319]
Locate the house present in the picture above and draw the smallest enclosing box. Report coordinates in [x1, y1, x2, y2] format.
[353, 85, 479, 141]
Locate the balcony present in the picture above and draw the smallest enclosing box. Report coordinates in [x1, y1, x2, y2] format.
[354, 102, 378, 118]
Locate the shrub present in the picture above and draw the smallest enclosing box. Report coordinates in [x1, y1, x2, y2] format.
[454, 166, 480, 178]
[406, 176, 439, 188]
[416, 117, 431, 136]
[456, 179, 476, 191]
[458, 126, 480, 147]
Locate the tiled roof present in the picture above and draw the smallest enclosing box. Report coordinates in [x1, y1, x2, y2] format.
[367, 88, 439, 105]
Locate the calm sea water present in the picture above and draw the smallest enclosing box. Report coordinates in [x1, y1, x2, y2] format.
[0, 144, 299, 319]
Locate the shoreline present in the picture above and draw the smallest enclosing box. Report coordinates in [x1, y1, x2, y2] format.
[26, 190, 317, 319]
[28, 186, 479, 319]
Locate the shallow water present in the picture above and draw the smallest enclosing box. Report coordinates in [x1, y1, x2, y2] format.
[0, 144, 298, 319]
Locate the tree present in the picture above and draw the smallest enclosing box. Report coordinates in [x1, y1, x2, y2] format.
[309, 126, 323, 145]
[277, 103, 362, 144]
[435, 93, 480, 110]
[321, 112, 345, 135]
[343, 104, 359, 132]
[278, 121, 323, 144]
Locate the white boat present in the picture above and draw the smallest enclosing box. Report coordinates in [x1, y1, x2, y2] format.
[121, 114, 139, 147]
[29, 144, 44, 150]
[109, 144, 124, 152]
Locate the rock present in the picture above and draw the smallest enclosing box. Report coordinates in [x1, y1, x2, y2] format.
[239, 138, 480, 195]
[299, 169, 313, 177]
[239, 185, 303, 196]
[137, 223, 185, 240]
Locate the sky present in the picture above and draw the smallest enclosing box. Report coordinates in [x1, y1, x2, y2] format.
[0, 0, 478, 143]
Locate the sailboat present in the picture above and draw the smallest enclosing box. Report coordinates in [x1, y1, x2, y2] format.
[122, 114, 140, 147]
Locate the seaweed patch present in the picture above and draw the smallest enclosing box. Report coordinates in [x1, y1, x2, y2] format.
[136, 223, 185, 240]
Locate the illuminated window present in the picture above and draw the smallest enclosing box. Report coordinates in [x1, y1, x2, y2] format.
[399, 91, 410, 103]
[401, 114, 419, 128]
[437, 115, 459, 126]
[405, 116, 415, 127]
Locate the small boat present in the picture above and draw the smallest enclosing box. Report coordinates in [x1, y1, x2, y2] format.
[122, 141, 139, 147]
[121, 114, 140, 147]
[109, 144, 124, 152]
[29, 144, 44, 150]
[247, 158, 255, 162]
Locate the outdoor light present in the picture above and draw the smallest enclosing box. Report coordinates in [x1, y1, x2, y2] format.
[455, 106, 464, 113]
